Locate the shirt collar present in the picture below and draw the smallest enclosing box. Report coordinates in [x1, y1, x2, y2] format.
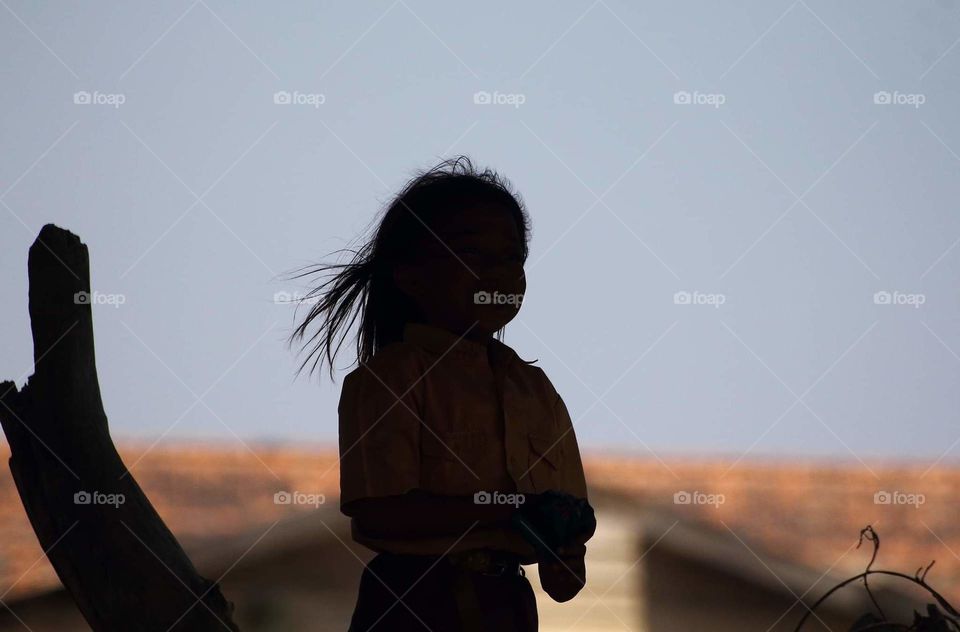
[403, 322, 517, 366]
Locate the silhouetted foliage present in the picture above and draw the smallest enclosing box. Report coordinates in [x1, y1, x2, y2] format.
[794, 526, 960, 632]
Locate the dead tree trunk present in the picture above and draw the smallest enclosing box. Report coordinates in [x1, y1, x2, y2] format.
[0, 224, 240, 631]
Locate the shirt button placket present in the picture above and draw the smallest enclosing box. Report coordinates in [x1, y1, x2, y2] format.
[503, 385, 531, 493]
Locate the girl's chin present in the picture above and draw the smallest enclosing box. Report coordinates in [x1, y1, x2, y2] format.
[475, 309, 519, 331]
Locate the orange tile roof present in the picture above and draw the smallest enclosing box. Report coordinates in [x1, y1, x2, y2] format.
[584, 455, 960, 605]
[1, 443, 958, 610]
[0, 442, 340, 602]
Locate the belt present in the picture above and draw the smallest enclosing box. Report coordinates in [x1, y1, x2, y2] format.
[446, 548, 524, 577]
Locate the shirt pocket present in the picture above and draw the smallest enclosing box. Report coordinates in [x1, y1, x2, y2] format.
[421, 430, 487, 495]
[526, 430, 565, 492]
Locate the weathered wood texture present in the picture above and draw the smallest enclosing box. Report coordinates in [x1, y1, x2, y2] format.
[0, 224, 240, 631]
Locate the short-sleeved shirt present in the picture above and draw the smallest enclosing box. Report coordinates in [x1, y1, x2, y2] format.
[338, 322, 588, 562]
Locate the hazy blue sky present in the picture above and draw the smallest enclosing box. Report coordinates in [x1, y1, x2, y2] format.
[2, 1, 959, 468]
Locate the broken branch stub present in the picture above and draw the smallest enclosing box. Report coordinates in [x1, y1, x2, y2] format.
[0, 224, 240, 631]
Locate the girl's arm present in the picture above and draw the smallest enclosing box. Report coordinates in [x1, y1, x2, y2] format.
[539, 543, 587, 602]
[343, 489, 525, 540]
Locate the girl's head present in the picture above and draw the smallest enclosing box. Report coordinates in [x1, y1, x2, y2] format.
[288, 156, 531, 378]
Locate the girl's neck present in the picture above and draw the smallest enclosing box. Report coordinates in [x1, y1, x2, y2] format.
[413, 320, 493, 345]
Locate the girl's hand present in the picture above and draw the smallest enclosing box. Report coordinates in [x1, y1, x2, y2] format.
[550, 527, 591, 559]
[538, 546, 586, 603]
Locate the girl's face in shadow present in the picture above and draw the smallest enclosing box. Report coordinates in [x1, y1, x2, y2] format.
[396, 203, 526, 340]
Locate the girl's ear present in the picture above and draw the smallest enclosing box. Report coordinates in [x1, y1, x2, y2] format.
[393, 263, 422, 299]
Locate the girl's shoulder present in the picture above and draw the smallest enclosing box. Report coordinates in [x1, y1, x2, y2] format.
[341, 340, 426, 387]
[501, 349, 561, 401]
[523, 364, 560, 400]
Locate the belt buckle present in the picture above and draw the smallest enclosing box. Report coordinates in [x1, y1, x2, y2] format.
[453, 550, 517, 576]
[480, 564, 507, 577]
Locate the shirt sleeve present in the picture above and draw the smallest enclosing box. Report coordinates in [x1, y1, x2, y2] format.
[338, 350, 423, 513]
[553, 390, 589, 501]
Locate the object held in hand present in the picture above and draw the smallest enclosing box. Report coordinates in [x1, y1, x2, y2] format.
[511, 490, 596, 559]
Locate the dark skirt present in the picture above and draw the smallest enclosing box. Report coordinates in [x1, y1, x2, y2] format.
[348, 552, 539, 631]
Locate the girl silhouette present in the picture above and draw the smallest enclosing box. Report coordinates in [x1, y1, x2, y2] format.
[289, 156, 595, 631]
